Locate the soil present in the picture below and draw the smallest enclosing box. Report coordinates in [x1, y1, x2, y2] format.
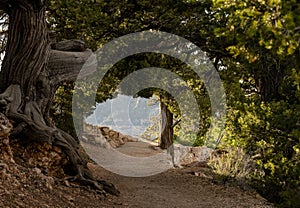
[0, 141, 274, 208]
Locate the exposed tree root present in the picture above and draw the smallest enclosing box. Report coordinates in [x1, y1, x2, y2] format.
[0, 85, 119, 196]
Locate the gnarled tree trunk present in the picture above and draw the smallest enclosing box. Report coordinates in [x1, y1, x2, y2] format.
[0, 0, 118, 195]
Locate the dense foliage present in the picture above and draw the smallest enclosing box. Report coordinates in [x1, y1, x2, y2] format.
[212, 0, 300, 206]
[48, 0, 215, 144]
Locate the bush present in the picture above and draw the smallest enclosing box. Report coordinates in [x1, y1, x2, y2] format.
[223, 99, 300, 206]
[208, 147, 254, 187]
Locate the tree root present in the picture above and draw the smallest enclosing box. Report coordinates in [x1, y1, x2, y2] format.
[0, 84, 120, 196]
[54, 129, 120, 196]
[65, 175, 120, 196]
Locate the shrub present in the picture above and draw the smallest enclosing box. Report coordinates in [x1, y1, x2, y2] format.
[223, 98, 300, 206]
[208, 147, 254, 187]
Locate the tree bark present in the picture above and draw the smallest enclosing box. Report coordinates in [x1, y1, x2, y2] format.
[159, 98, 173, 149]
[48, 49, 95, 87]
[0, 0, 118, 195]
[0, 1, 49, 97]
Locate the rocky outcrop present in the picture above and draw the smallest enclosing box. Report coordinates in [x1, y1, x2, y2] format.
[82, 123, 138, 148]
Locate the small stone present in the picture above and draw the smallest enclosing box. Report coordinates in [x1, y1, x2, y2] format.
[33, 167, 42, 175]
[64, 180, 70, 187]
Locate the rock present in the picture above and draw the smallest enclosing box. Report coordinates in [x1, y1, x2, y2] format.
[0, 113, 14, 162]
[81, 135, 89, 142]
[180, 152, 196, 166]
[108, 140, 118, 148]
[0, 112, 13, 137]
[108, 130, 119, 139]
[100, 126, 110, 134]
[83, 122, 141, 149]
[33, 167, 42, 175]
[169, 145, 214, 167]
[94, 134, 106, 145]
[196, 146, 214, 162]
[119, 133, 125, 138]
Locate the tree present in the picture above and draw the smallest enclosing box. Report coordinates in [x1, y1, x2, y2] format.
[213, 0, 300, 102]
[211, 0, 300, 205]
[0, 0, 118, 195]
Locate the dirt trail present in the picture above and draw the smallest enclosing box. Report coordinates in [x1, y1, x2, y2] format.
[0, 140, 274, 207]
[88, 141, 273, 208]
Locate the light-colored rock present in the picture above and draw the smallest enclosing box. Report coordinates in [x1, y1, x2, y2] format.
[196, 146, 214, 162]
[0, 112, 13, 137]
[169, 145, 214, 167]
[94, 134, 106, 145]
[170, 144, 191, 166]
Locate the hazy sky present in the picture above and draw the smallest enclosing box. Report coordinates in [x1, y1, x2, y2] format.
[86, 94, 159, 137]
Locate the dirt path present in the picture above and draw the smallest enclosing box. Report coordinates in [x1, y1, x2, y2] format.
[1, 141, 274, 207]
[88, 141, 274, 208]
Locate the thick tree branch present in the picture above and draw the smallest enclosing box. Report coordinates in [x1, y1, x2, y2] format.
[48, 39, 96, 87]
[48, 49, 96, 87]
[51, 39, 87, 52]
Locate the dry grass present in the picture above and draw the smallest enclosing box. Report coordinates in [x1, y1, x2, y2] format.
[208, 147, 254, 187]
